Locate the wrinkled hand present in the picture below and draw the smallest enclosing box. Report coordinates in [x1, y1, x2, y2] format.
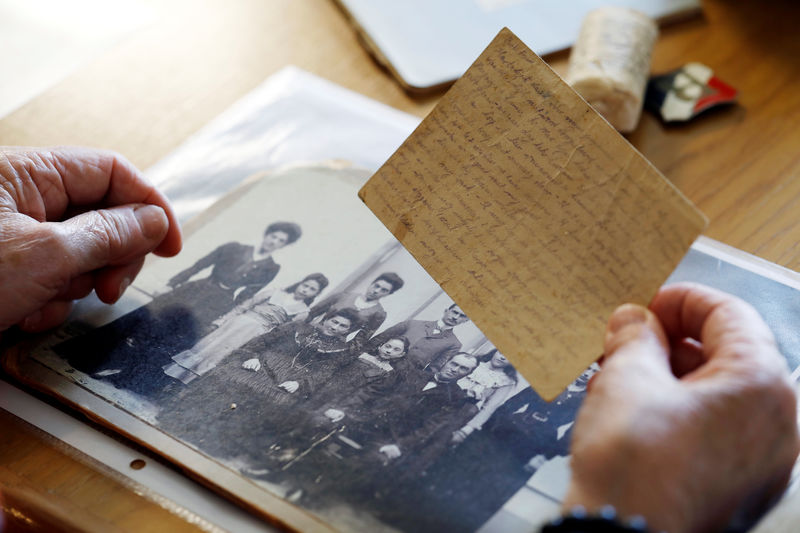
[0, 147, 182, 333]
[241, 358, 261, 372]
[324, 408, 345, 422]
[279, 380, 299, 393]
[379, 444, 401, 460]
[565, 283, 800, 533]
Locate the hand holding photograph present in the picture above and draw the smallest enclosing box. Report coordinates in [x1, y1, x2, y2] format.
[6, 163, 800, 532]
[3, 33, 799, 533]
[7, 164, 594, 532]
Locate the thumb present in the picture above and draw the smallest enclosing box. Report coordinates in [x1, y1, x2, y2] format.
[59, 204, 169, 273]
[603, 304, 672, 375]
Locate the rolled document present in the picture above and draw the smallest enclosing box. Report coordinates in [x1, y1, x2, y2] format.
[566, 7, 657, 133]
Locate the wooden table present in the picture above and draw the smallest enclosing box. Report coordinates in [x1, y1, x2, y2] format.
[2, 0, 799, 529]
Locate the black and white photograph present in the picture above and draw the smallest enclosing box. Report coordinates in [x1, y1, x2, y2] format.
[4, 3, 800, 531]
[14, 164, 590, 532]
[9, 166, 800, 533]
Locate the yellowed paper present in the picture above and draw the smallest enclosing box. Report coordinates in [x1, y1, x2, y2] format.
[359, 28, 707, 400]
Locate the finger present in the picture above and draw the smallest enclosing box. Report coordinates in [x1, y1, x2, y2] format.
[669, 337, 707, 378]
[19, 300, 74, 332]
[53, 273, 95, 301]
[55, 148, 182, 257]
[604, 304, 670, 367]
[53, 148, 182, 256]
[1, 147, 182, 257]
[93, 258, 145, 304]
[593, 304, 674, 397]
[58, 204, 169, 276]
[650, 283, 779, 367]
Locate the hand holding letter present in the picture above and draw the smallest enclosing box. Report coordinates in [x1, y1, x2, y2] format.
[565, 283, 800, 533]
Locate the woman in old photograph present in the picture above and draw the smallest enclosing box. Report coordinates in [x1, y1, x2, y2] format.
[155, 308, 361, 461]
[162, 272, 329, 385]
[314, 335, 411, 423]
[276, 335, 413, 449]
[160, 221, 303, 329]
[306, 272, 404, 351]
[249, 336, 413, 488]
[53, 221, 302, 397]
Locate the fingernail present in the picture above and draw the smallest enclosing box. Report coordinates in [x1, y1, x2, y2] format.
[134, 205, 167, 240]
[118, 277, 131, 300]
[607, 304, 648, 335]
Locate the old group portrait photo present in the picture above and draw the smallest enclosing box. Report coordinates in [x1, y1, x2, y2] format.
[26, 166, 589, 532]
[18, 166, 800, 533]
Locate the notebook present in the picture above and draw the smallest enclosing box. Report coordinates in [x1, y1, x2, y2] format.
[335, 0, 701, 92]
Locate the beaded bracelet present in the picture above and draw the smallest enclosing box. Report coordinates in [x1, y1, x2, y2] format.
[541, 506, 652, 533]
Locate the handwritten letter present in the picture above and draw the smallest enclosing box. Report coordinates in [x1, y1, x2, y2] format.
[359, 28, 707, 400]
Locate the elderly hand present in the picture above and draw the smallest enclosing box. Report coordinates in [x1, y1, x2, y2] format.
[0, 147, 182, 334]
[564, 283, 800, 533]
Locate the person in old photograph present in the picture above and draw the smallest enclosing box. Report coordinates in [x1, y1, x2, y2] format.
[369, 303, 469, 372]
[162, 220, 303, 326]
[451, 349, 518, 444]
[53, 220, 302, 396]
[374, 352, 479, 467]
[5, 148, 799, 533]
[306, 272, 404, 352]
[250, 336, 413, 482]
[314, 335, 411, 423]
[265, 351, 479, 514]
[162, 272, 329, 386]
[156, 308, 361, 462]
[320, 352, 479, 530]
[412, 363, 599, 532]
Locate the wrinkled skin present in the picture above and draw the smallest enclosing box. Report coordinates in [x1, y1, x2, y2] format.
[0, 146, 182, 334]
[565, 283, 800, 533]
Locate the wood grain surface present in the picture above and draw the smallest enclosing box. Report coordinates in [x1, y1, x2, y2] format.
[1, 0, 799, 530]
[0, 409, 205, 532]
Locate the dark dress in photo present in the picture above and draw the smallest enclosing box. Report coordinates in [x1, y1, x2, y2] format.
[53, 241, 281, 397]
[306, 292, 387, 352]
[408, 384, 586, 532]
[155, 320, 354, 464]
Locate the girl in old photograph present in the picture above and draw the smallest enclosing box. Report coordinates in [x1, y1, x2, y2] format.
[451, 349, 518, 443]
[265, 335, 413, 463]
[163, 272, 329, 385]
[315, 335, 411, 424]
[407, 366, 597, 532]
